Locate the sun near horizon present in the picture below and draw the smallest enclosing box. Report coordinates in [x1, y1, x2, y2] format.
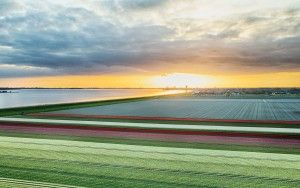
[1, 71, 299, 88]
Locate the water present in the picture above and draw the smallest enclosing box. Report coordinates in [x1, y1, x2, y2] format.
[0, 89, 179, 109]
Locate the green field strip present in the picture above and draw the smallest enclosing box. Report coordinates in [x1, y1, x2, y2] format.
[1, 158, 299, 187]
[0, 136, 298, 187]
[0, 154, 299, 188]
[0, 148, 299, 180]
[0, 131, 297, 154]
[1, 142, 299, 165]
[1, 117, 299, 133]
[0, 145, 299, 168]
[0, 167, 229, 188]
[0, 177, 83, 188]
[0, 136, 299, 169]
[1, 136, 299, 160]
[0, 145, 298, 170]
[0, 166, 195, 188]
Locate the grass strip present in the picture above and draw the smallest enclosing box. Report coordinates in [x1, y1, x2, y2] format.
[0, 136, 299, 167]
[0, 149, 299, 187]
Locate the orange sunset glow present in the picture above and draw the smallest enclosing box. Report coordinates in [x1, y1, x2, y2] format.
[0, 0, 299, 88]
[0, 1, 300, 187]
[0, 72, 299, 88]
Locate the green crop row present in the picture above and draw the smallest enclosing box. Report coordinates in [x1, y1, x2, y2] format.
[0, 136, 299, 187]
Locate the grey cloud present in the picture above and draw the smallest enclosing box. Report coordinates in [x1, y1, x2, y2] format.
[102, 0, 168, 11]
[0, 1, 299, 78]
[0, 3, 172, 76]
[0, 0, 23, 16]
[118, 0, 167, 10]
[0, 64, 55, 78]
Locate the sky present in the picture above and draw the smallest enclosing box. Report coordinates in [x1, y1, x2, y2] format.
[0, 0, 299, 88]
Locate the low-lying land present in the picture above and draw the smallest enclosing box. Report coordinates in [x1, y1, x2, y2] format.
[0, 94, 299, 187]
[41, 98, 300, 122]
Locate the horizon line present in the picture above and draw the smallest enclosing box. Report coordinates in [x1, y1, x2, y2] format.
[1, 87, 300, 90]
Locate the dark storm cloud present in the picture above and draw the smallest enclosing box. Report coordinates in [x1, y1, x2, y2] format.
[0, 0, 299, 78]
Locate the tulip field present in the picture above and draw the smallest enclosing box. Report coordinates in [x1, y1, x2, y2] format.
[0, 96, 299, 187]
[0, 135, 299, 188]
[45, 98, 300, 122]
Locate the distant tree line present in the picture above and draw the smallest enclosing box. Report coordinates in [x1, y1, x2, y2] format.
[192, 88, 300, 96]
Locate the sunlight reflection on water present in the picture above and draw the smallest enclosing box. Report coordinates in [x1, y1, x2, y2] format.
[0, 89, 183, 109]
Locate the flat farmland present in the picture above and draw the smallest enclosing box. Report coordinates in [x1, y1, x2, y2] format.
[46, 98, 300, 121]
[0, 136, 299, 188]
[1, 95, 299, 187]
